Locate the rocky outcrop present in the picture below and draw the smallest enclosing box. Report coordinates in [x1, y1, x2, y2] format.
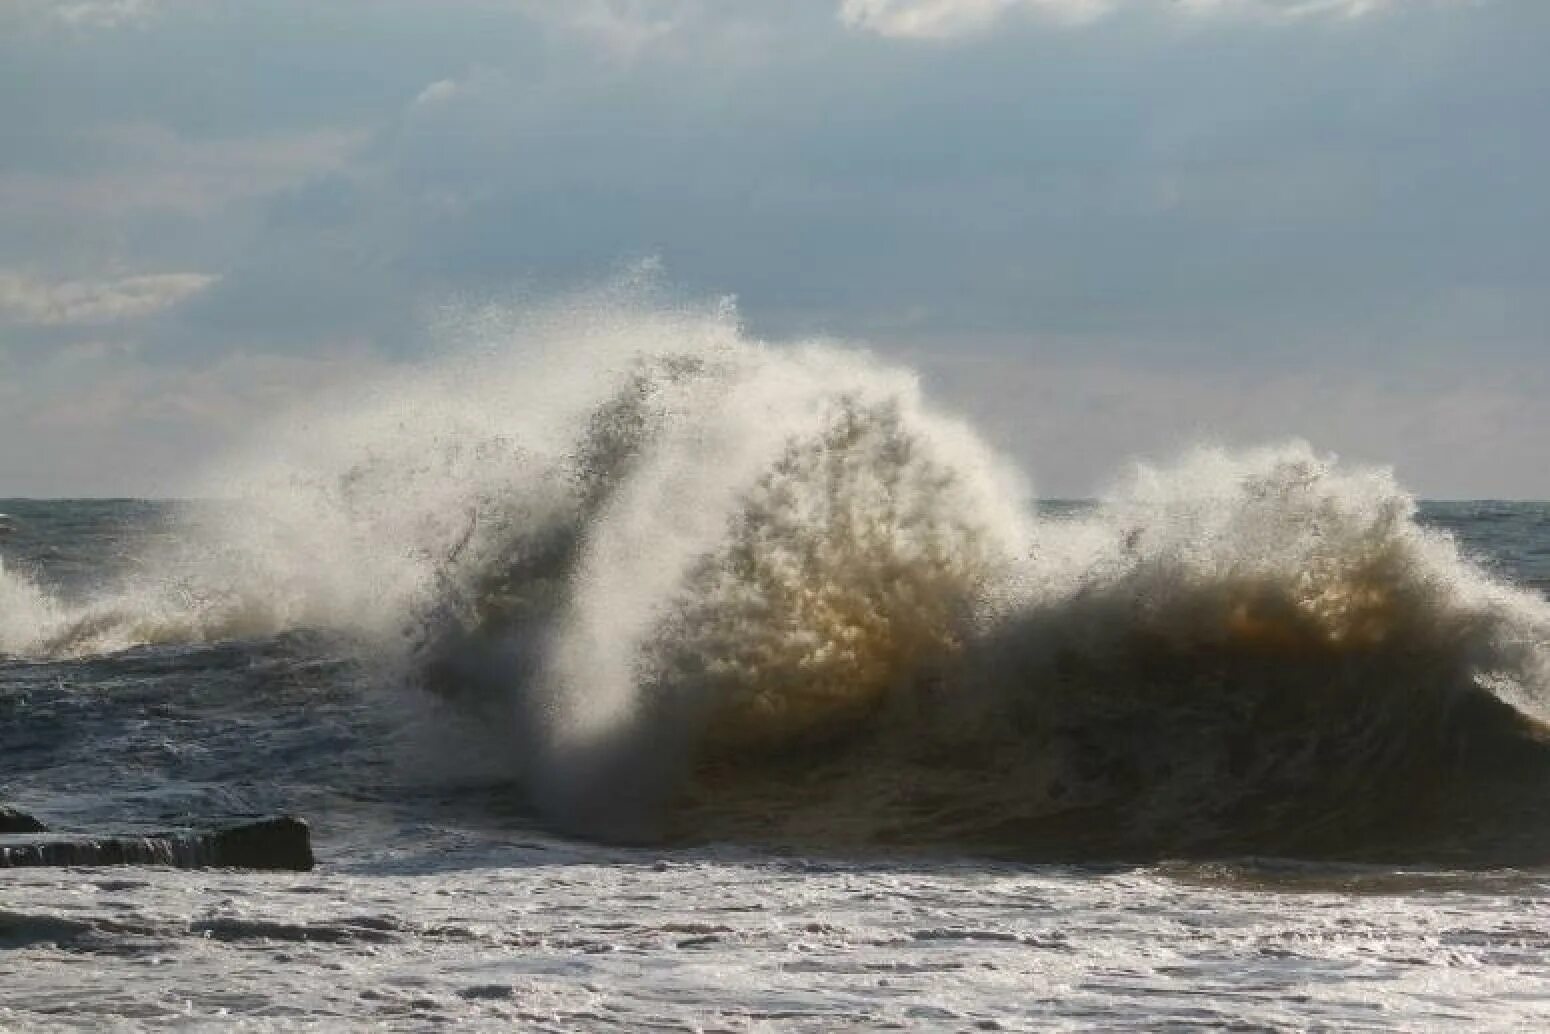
[0, 816, 313, 871]
[200, 816, 314, 871]
[0, 806, 47, 833]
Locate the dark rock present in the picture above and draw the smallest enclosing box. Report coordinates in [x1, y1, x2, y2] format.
[459, 985, 515, 1001]
[201, 816, 314, 871]
[0, 816, 313, 871]
[0, 806, 47, 833]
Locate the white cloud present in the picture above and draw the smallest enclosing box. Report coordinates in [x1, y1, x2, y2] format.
[1173, 0, 1393, 18]
[552, 0, 683, 56]
[0, 271, 216, 326]
[55, 0, 155, 26]
[838, 0, 1417, 38]
[840, 0, 1106, 38]
[1, 0, 160, 29]
[407, 67, 514, 115]
[500, 1, 795, 65]
[412, 79, 462, 109]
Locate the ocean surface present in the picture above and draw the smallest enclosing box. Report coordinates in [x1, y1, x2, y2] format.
[5, 308, 1550, 1030]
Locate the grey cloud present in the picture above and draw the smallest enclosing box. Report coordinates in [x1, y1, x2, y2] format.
[0, 125, 366, 215]
[914, 350, 1550, 498]
[0, 270, 215, 327]
[837, 0, 1462, 39]
[1, 0, 1545, 496]
[0, 342, 387, 497]
[123, 0, 1544, 371]
[2, 0, 161, 30]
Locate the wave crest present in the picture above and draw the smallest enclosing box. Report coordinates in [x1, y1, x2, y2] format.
[7, 295, 1550, 861]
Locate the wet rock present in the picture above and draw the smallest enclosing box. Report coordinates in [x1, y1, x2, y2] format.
[201, 816, 314, 871]
[0, 806, 47, 833]
[0, 816, 313, 871]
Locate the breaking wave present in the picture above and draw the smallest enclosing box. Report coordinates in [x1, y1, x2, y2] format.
[6, 291, 1550, 861]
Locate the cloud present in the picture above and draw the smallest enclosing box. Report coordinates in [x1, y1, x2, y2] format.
[0, 340, 385, 496]
[412, 79, 462, 110]
[1174, 0, 1393, 18]
[481, 1, 817, 66]
[0, 0, 1540, 497]
[55, 0, 156, 26]
[840, 0, 1106, 37]
[838, 0, 1417, 38]
[0, 124, 367, 220]
[2, 0, 160, 29]
[539, 0, 684, 57]
[0, 271, 215, 326]
[407, 67, 513, 117]
[913, 349, 1550, 498]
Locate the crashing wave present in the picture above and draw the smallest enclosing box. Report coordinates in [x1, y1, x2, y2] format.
[6, 293, 1550, 862]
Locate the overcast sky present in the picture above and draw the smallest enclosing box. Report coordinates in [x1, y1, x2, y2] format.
[1, 0, 1546, 497]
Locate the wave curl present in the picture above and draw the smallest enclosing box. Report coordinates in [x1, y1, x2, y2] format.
[7, 294, 1550, 861]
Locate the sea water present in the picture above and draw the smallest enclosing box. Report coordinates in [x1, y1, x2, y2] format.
[4, 297, 1550, 1030]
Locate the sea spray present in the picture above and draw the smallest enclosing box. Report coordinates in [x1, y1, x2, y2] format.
[0, 557, 60, 657]
[890, 443, 1550, 856]
[4, 292, 1550, 857]
[529, 343, 1031, 832]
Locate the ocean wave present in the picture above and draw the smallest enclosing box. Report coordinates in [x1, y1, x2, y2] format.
[676, 444, 1550, 861]
[7, 293, 1550, 861]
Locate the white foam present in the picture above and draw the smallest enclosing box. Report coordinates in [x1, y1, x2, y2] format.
[7, 290, 1550, 835]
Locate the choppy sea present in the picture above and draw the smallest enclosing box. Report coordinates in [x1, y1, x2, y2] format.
[5, 314, 1550, 1030]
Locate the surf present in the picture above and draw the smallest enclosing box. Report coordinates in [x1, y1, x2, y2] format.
[5, 289, 1550, 863]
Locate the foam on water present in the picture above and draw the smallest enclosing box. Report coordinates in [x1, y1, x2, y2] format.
[0, 557, 59, 657]
[5, 290, 1550, 857]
